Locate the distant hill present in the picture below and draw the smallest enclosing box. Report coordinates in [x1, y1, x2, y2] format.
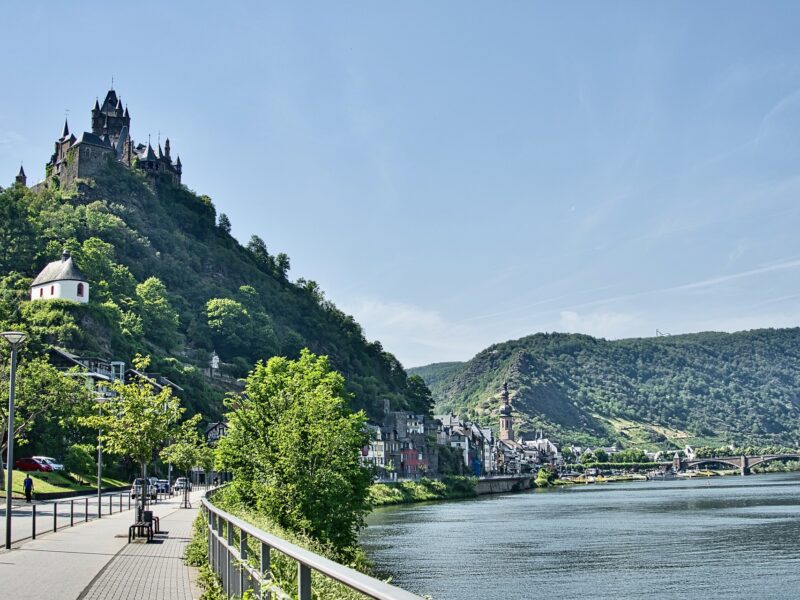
[407, 361, 463, 391]
[409, 330, 800, 448]
[0, 162, 428, 420]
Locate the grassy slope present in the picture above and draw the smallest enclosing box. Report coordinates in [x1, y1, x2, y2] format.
[0, 470, 127, 498]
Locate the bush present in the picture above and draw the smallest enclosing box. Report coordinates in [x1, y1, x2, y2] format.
[64, 443, 96, 484]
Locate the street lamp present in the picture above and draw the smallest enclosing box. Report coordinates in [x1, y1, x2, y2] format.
[95, 395, 105, 519]
[2, 331, 27, 550]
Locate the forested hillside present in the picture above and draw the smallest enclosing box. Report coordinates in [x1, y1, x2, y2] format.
[0, 162, 429, 421]
[410, 330, 800, 448]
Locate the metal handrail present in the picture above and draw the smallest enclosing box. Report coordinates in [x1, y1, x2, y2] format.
[202, 490, 424, 600]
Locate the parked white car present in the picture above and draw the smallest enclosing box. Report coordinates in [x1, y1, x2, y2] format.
[173, 477, 192, 493]
[33, 456, 64, 471]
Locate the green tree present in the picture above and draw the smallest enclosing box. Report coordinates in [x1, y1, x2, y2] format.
[80, 356, 183, 511]
[593, 448, 609, 462]
[206, 298, 251, 355]
[161, 414, 214, 508]
[406, 375, 434, 417]
[0, 186, 38, 274]
[64, 443, 97, 485]
[275, 252, 290, 279]
[579, 450, 596, 464]
[136, 277, 179, 350]
[216, 350, 372, 556]
[0, 358, 91, 489]
[218, 213, 232, 234]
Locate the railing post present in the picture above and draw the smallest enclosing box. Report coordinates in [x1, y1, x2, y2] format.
[70, 500, 74, 527]
[53, 501, 57, 533]
[119, 494, 122, 512]
[298, 563, 311, 600]
[216, 514, 224, 581]
[32, 505, 36, 539]
[226, 519, 233, 598]
[128, 492, 131, 510]
[108, 494, 112, 515]
[240, 530, 248, 594]
[85, 497, 89, 522]
[261, 541, 271, 600]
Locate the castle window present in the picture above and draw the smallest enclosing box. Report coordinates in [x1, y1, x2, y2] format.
[39, 288, 43, 297]
[50, 285, 54, 295]
[77, 283, 84, 297]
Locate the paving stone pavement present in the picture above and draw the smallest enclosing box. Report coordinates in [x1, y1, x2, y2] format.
[0, 490, 204, 600]
[79, 499, 200, 600]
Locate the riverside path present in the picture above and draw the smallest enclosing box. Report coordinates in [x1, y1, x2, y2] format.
[0, 489, 203, 599]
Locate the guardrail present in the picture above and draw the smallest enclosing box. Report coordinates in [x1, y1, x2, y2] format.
[202, 489, 424, 600]
[14, 486, 188, 545]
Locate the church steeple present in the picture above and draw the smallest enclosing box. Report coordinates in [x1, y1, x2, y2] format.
[499, 381, 514, 441]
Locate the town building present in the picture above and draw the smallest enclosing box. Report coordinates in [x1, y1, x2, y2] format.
[205, 421, 229, 446]
[30, 249, 89, 304]
[47, 347, 124, 397]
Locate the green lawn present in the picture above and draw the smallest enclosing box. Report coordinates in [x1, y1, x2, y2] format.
[0, 470, 128, 499]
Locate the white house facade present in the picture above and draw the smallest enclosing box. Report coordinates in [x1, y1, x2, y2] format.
[30, 250, 89, 303]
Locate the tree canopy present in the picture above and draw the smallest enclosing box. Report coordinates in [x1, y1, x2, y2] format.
[216, 350, 372, 555]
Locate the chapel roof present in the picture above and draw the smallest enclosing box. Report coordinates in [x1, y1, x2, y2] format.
[31, 250, 87, 287]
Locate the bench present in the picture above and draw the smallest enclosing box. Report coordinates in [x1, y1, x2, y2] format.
[127, 510, 161, 543]
[128, 522, 153, 542]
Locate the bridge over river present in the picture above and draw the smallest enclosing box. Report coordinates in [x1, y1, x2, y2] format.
[672, 453, 800, 475]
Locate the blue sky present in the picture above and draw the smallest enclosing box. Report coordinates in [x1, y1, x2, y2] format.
[2, 2, 800, 367]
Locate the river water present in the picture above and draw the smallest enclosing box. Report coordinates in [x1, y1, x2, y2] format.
[361, 473, 800, 599]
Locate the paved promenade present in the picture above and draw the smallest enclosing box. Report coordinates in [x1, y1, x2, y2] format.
[0, 491, 203, 600]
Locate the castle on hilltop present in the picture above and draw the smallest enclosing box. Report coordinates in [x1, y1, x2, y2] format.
[43, 88, 181, 188]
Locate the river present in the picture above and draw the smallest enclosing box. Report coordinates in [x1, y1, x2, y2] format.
[361, 473, 800, 599]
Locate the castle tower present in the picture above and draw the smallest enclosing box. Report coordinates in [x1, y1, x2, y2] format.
[92, 89, 130, 146]
[499, 382, 514, 441]
[15, 165, 26, 187]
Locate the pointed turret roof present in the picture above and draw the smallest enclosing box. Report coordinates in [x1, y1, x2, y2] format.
[157, 143, 163, 158]
[175, 155, 182, 167]
[93, 98, 100, 111]
[124, 105, 129, 118]
[143, 143, 157, 161]
[100, 89, 118, 113]
[61, 118, 70, 138]
[18, 164, 25, 177]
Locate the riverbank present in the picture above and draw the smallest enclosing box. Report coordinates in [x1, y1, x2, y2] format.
[370, 476, 478, 506]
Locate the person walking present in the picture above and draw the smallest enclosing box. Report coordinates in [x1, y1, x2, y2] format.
[23, 474, 34, 503]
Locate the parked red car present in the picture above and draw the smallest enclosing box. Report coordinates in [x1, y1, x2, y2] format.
[15, 457, 52, 472]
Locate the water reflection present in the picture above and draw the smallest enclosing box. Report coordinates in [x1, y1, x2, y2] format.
[361, 473, 800, 599]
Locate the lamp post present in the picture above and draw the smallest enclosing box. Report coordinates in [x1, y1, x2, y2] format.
[96, 399, 103, 519]
[2, 331, 27, 550]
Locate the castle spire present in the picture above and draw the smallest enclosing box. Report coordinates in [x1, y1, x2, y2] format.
[124, 105, 130, 119]
[164, 138, 171, 158]
[15, 164, 26, 187]
[93, 97, 100, 111]
[61, 118, 70, 138]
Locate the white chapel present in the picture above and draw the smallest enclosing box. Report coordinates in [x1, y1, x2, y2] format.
[30, 249, 89, 303]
